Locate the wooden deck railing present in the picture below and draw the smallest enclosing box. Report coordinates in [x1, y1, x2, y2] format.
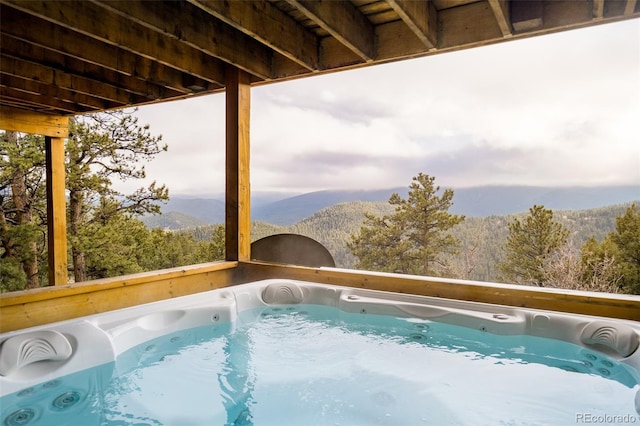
[2, 261, 638, 333]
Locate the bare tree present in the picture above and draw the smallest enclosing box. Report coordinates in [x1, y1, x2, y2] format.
[541, 243, 621, 293]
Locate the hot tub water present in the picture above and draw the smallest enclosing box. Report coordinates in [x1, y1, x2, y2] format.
[3, 303, 638, 426]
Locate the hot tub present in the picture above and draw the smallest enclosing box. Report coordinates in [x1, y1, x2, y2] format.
[1, 279, 639, 425]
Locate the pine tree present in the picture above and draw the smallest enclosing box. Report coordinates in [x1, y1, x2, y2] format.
[610, 204, 640, 293]
[192, 225, 226, 263]
[348, 173, 464, 276]
[0, 131, 47, 290]
[581, 204, 640, 294]
[578, 237, 623, 292]
[66, 110, 168, 282]
[499, 205, 569, 286]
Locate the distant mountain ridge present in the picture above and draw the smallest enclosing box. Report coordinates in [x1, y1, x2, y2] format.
[253, 188, 408, 225]
[144, 185, 639, 229]
[449, 185, 640, 217]
[158, 197, 225, 224]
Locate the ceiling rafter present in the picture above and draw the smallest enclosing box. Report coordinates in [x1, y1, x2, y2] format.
[0, 55, 151, 107]
[488, 0, 512, 36]
[0, 0, 637, 117]
[285, 0, 376, 62]
[0, 73, 116, 111]
[0, 86, 87, 114]
[439, 1, 504, 48]
[189, 0, 319, 72]
[625, 0, 638, 15]
[593, 0, 605, 19]
[0, 35, 180, 102]
[90, 0, 276, 80]
[0, 6, 221, 95]
[1, 0, 229, 86]
[386, 0, 437, 48]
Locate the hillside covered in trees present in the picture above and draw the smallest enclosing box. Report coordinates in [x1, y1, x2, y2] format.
[180, 200, 637, 285]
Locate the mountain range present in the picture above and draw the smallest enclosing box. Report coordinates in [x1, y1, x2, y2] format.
[144, 185, 640, 229]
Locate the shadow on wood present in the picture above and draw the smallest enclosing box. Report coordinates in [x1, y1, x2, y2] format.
[251, 234, 335, 268]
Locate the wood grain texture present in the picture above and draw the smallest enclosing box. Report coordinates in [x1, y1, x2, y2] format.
[45, 136, 68, 286]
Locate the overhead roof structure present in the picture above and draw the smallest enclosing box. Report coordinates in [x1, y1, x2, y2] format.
[1, 0, 638, 116]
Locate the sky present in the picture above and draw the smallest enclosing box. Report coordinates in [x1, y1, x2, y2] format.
[130, 19, 640, 197]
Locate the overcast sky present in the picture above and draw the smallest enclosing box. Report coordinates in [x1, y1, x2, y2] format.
[130, 19, 639, 197]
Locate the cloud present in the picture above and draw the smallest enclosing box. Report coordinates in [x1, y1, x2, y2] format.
[123, 19, 639, 196]
[420, 139, 639, 188]
[256, 85, 393, 125]
[115, 97, 227, 196]
[251, 134, 639, 192]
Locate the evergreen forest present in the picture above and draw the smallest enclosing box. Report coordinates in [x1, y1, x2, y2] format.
[188, 200, 639, 290]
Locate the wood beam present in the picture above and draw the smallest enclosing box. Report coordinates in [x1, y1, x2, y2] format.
[0, 87, 85, 114]
[0, 35, 185, 100]
[45, 135, 68, 286]
[92, 0, 274, 80]
[592, 0, 605, 19]
[0, 106, 69, 137]
[225, 67, 251, 262]
[317, 36, 363, 71]
[0, 73, 115, 111]
[0, 55, 140, 107]
[0, 8, 216, 94]
[542, 1, 594, 29]
[190, 0, 319, 71]
[287, 0, 376, 62]
[488, 0, 512, 36]
[374, 20, 429, 62]
[439, 1, 504, 49]
[1, 1, 228, 86]
[624, 0, 638, 15]
[317, 0, 511, 82]
[386, 0, 437, 48]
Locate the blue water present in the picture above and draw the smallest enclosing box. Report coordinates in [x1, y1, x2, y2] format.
[2, 305, 639, 426]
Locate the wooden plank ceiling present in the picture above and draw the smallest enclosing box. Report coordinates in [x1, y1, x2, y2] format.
[1, 0, 638, 116]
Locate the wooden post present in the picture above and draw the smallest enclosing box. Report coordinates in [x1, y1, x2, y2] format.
[46, 136, 69, 285]
[225, 66, 251, 261]
[0, 107, 69, 286]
